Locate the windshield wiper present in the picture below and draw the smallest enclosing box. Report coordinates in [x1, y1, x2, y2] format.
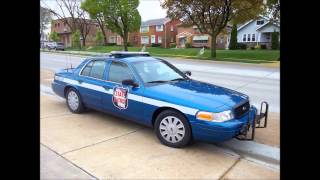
[169, 78, 186, 81]
[147, 80, 169, 83]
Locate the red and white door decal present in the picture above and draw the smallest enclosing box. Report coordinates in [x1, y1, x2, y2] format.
[112, 87, 129, 109]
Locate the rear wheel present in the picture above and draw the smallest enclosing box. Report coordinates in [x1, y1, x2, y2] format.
[154, 110, 191, 148]
[66, 88, 84, 113]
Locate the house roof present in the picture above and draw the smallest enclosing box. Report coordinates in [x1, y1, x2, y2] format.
[141, 18, 170, 26]
[256, 21, 280, 31]
[237, 16, 270, 31]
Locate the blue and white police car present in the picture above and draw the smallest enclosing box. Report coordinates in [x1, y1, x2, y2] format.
[52, 51, 269, 148]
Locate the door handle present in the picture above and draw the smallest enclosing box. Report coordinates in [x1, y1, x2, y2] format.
[103, 86, 111, 90]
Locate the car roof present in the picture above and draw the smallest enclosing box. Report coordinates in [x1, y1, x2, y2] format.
[85, 53, 160, 63]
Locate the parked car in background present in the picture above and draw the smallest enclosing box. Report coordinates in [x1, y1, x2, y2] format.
[47, 42, 65, 51]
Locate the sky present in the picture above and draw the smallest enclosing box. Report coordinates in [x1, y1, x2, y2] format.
[41, 0, 167, 33]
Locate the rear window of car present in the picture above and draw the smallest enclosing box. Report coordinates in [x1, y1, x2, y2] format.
[81, 60, 106, 79]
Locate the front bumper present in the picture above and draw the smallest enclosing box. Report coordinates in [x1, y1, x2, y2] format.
[190, 102, 269, 143]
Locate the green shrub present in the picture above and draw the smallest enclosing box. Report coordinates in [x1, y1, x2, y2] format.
[151, 43, 161, 47]
[72, 30, 81, 49]
[237, 43, 247, 49]
[260, 44, 267, 49]
[107, 43, 116, 46]
[185, 42, 192, 48]
[95, 30, 103, 45]
[170, 43, 176, 48]
[250, 46, 255, 50]
[228, 24, 238, 50]
[271, 32, 279, 50]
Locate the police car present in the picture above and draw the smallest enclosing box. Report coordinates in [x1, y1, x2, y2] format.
[52, 51, 269, 148]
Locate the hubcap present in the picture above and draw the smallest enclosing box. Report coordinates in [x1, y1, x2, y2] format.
[67, 91, 79, 111]
[159, 116, 185, 143]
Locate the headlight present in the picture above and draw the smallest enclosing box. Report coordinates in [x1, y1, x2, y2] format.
[196, 110, 234, 122]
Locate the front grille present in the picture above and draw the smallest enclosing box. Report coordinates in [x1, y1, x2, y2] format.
[234, 101, 250, 119]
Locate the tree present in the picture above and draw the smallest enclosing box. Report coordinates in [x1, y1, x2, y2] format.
[162, 0, 264, 59]
[228, 24, 238, 49]
[45, 0, 92, 48]
[49, 31, 59, 42]
[264, 0, 280, 24]
[40, 6, 52, 39]
[271, 31, 279, 50]
[72, 30, 81, 49]
[96, 30, 104, 45]
[81, 0, 108, 45]
[100, 0, 141, 51]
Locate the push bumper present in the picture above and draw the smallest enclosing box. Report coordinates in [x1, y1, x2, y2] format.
[190, 102, 269, 142]
[235, 101, 269, 141]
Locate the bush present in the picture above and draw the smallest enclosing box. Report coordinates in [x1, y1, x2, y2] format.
[151, 43, 161, 47]
[237, 43, 247, 49]
[250, 46, 255, 50]
[107, 43, 116, 46]
[126, 42, 132, 47]
[95, 30, 103, 45]
[185, 42, 192, 48]
[170, 43, 176, 48]
[254, 44, 261, 49]
[260, 44, 267, 49]
[229, 24, 238, 49]
[72, 30, 81, 49]
[271, 32, 279, 50]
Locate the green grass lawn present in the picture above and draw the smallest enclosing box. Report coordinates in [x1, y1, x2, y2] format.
[65, 46, 280, 63]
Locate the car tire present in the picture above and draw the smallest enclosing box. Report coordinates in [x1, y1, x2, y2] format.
[66, 88, 84, 113]
[154, 110, 191, 148]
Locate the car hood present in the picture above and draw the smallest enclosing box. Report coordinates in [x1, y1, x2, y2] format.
[143, 79, 249, 112]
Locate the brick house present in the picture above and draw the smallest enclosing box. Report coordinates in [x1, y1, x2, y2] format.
[137, 18, 181, 48]
[51, 18, 119, 47]
[176, 23, 231, 49]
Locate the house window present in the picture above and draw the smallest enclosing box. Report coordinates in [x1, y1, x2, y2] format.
[58, 23, 60, 27]
[158, 36, 162, 43]
[243, 34, 246, 42]
[247, 34, 251, 41]
[156, 25, 163, 31]
[252, 34, 256, 41]
[140, 26, 149, 33]
[171, 36, 174, 42]
[170, 25, 174, 31]
[141, 36, 149, 44]
[109, 36, 116, 43]
[220, 36, 224, 43]
[256, 20, 264, 25]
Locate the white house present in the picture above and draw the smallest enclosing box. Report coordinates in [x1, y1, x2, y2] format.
[227, 16, 280, 49]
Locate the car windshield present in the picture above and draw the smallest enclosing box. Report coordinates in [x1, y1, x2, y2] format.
[133, 60, 185, 83]
[57, 42, 64, 45]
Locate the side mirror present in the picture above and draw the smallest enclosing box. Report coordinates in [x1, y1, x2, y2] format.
[122, 79, 139, 87]
[183, 70, 192, 76]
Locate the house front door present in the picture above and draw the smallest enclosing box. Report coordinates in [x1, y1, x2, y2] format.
[179, 37, 186, 48]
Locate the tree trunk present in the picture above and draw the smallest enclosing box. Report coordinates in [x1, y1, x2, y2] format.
[210, 34, 217, 59]
[123, 31, 128, 51]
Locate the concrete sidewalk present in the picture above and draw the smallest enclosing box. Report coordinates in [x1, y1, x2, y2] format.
[41, 94, 279, 179]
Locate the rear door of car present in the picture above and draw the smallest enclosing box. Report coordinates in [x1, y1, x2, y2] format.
[77, 59, 108, 110]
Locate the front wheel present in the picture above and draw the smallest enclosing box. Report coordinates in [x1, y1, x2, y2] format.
[154, 110, 191, 148]
[66, 88, 84, 113]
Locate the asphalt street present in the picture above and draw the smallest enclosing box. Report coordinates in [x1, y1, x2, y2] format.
[40, 52, 280, 113]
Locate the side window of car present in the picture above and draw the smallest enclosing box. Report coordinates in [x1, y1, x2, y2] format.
[81, 60, 106, 79]
[108, 61, 133, 83]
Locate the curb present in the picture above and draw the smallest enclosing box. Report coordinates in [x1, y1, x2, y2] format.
[216, 139, 280, 166]
[40, 50, 279, 68]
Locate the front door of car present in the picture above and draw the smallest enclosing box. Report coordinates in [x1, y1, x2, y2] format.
[77, 59, 107, 110]
[102, 60, 145, 124]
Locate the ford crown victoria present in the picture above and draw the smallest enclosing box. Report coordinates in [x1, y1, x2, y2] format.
[52, 51, 268, 148]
